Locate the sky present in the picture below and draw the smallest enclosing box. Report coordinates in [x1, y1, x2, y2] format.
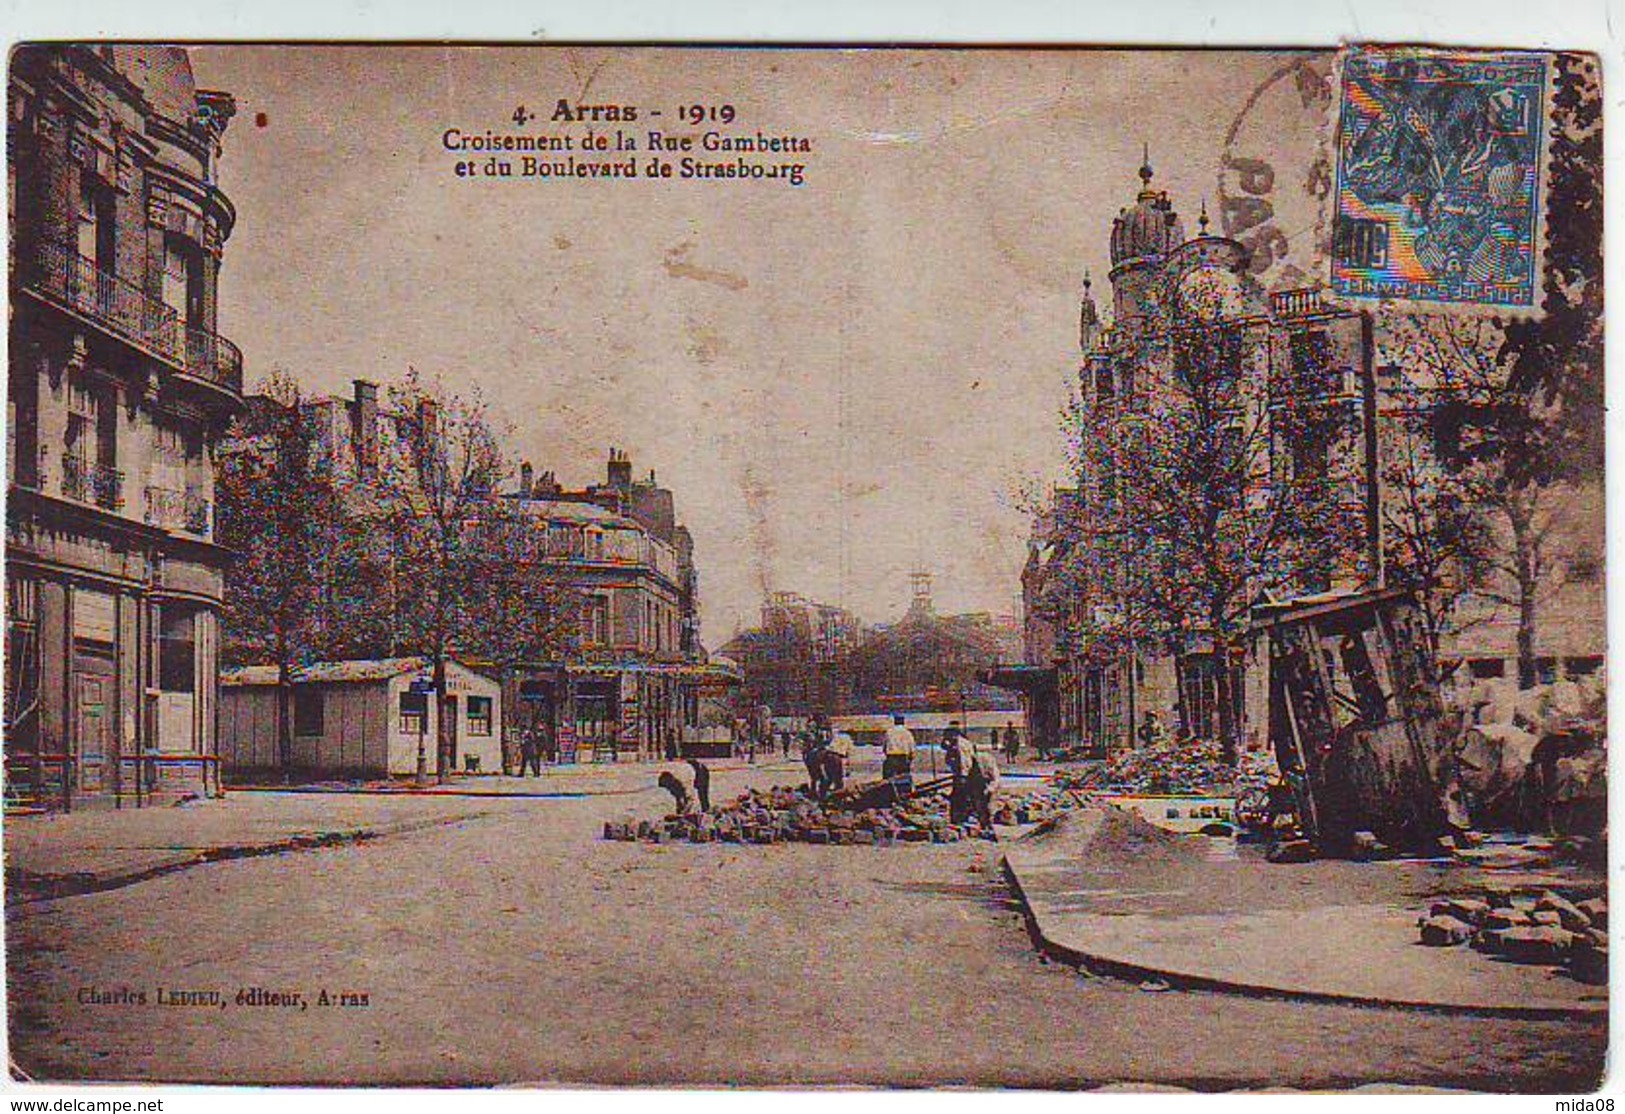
[191, 45, 1323, 643]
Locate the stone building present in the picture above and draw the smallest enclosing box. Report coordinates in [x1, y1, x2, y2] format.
[1017, 160, 1379, 755]
[5, 46, 240, 808]
[502, 451, 732, 763]
[1016, 159, 1605, 758]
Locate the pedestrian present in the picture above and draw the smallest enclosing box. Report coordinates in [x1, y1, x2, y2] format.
[520, 727, 543, 777]
[685, 757, 712, 813]
[780, 729, 792, 758]
[657, 769, 693, 815]
[1003, 721, 1020, 763]
[1137, 710, 1166, 748]
[883, 714, 916, 782]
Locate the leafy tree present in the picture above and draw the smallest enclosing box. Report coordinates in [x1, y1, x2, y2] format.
[216, 372, 347, 778]
[1059, 323, 1368, 760]
[376, 370, 573, 779]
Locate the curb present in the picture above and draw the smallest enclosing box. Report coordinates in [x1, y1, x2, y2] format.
[6, 811, 494, 907]
[1000, 856, 1607, 1021]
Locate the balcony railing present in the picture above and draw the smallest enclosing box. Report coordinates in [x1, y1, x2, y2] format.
[143, 485, 212, 537]
[62, 453, 123, 510]
[1271, 287, 1327, 319]
[185, 490, 211, 535]
[21, 238, 243, 397]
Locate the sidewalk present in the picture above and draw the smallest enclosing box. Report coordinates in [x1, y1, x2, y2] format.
[229, 757, 806, 799]
[4, 791, 516, 903]
[1003, 806, 1607, 1017]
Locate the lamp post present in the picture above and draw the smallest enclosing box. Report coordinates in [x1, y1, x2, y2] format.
[410, 676, 435, 788]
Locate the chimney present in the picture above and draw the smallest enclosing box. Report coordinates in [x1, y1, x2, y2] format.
[519, 461, 534, 498]
[352, 379, 379, 475]
[607, 447, 632, 489]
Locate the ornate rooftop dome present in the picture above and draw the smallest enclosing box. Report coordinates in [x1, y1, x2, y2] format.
[1109, 155, 1186, 267]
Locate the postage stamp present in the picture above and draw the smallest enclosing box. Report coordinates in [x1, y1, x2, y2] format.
[1329, 45, 1553, 314]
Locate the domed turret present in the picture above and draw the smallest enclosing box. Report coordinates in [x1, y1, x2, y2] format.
[1109, 153, 1185, 266]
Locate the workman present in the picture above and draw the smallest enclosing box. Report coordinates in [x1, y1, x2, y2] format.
[657, 769, 694, 815]
[685, 757, 712, 812]
[883, 714, 917, 781]
[825, 727, 855, 795]
[944, 722, 972, 824]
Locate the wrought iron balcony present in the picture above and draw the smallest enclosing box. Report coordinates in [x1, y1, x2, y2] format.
[62, 453, 123, 510]
[20, 238, 243, 397]
[185, 490, 211, 536]
[143, 485, 212, 537]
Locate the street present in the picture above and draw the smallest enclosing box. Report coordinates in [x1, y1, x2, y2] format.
[5, 757, 1604, 1090]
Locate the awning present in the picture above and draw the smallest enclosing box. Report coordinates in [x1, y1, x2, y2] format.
[979, 664, 1057, 695]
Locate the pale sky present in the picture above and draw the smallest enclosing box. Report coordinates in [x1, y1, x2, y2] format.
[192, 46, 1321, 644]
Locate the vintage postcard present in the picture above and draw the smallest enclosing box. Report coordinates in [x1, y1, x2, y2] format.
[2, 41, 1606, 1093]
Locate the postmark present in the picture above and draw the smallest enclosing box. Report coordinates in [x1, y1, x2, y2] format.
[1328, 45, 1553, 315]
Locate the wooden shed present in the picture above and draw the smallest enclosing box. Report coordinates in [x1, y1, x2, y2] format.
[220, 658, 503, 780]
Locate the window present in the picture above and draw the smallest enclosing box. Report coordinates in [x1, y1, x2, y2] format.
[158, 607, 196, 693]
[1289, 329, 1340, 397]
[1467, 658, 1506, 680]
[1565, 656, 1603, 679]
[1094, 365, 1114, 401]
[1567, 555, 1601, 584]
[77, 174, 114, 274]
[467, 696, 493, 736]
[162, 233, 203, 329]
[399, 691, 428, 734]
[293, 688, 324, 736]
[586, 595, 610, 646]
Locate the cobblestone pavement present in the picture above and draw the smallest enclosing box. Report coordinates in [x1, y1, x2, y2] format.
[5, 759, 1606, 1090]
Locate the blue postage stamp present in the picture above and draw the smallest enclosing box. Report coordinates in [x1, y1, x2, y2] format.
[1330, 46, 1552, 313]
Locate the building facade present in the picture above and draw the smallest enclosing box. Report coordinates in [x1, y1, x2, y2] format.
[503, 451, 732, 763]
[1018, 160, 1379, 756]
[6, 46, 240, 808]
[1017, 159, 1605, 758]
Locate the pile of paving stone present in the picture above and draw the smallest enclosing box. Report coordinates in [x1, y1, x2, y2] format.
[601, 783, 996, 846]
[1416, 889, 1608, 985]
[1053, 737, 1272, 796]
[991, 786, 1091, 827]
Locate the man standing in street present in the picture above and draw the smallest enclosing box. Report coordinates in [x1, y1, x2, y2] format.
[883, 714, 916, 783]
[801, 727, 826, 797]
[519, 725, 543, 777]
[1003, 721, 1020, 764]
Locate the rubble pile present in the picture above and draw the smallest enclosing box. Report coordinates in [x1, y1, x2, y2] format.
[991, 786, 1090, 827]
[1416, 889, 1607, 985]
[1052, 737, 1272, 796]
[1450, 674, 1607, 836]
[601, 782, 997, 846]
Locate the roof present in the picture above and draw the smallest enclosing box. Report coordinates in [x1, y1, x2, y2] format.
[223, 657, 494, 687]
[515, 499, 638, 529]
